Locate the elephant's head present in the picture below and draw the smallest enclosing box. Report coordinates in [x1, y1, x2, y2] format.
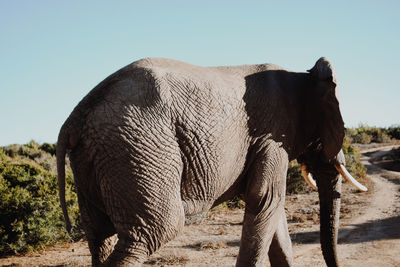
[297, 58, 367, 267]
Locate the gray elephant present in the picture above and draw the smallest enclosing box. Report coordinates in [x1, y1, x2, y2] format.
[57, 57, 366, 266]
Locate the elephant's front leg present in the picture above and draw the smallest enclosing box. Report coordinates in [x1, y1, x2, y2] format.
[236, 143, 289, 267]
[268, 208, 293, 267]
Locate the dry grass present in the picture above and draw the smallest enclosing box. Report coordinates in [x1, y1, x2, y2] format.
[198, 241, 229, 251]
[145, 255, 190, 266]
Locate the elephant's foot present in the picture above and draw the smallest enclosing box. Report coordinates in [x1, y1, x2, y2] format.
[268, 210, 294, 267]
[90, 235, 118, 266]
[100, 238, 148, 267]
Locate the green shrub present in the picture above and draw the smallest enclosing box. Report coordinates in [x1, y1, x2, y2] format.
[351, 132, 372, 144]
[387, 126, 400, 140]
[365, 127, 391, 143]
[286, 160, 311, 194]
[225, 196, 245, 209]
[211, 196, 246, 211]
[342, 137, 366, 180]
[18, 140, 43, 160]
[375, 132, 392, 143]
[0, 144, 82, 256]
[39, 143, 57, 156]
[2, 144, 20, 158]
[3, 141, 44, 160]
[346, 125, 393, 144]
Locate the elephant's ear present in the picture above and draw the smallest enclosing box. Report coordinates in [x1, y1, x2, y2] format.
[308, 57, 345, 161]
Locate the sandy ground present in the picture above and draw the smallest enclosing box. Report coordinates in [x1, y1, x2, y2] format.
[1, 144, 399, 267]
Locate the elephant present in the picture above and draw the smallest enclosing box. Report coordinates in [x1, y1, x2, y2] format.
[57, 57, 366, 266]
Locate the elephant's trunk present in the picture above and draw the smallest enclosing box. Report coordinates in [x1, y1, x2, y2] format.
[316, 170, 342, 267]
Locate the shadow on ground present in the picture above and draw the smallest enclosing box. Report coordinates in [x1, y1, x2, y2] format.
[290, 215, 400, 245]
[364, 163, 400, 185]
[182, 240, 241, 250]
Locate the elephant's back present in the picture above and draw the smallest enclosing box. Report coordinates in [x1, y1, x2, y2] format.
[89, 57, 284, 113]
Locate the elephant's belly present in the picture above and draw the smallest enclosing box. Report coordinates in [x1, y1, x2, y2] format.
[176, 120, 249, 216]
[179, 151, 248, 215]
[179, 166, 222, 216]
[181, 199, 213, 216]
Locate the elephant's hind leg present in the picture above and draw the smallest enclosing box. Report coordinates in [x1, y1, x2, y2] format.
[89, 235, 118, 266]
[77, 192, 117, 266]
[101, 185, 185, 266]
[99, 152, 185, 266]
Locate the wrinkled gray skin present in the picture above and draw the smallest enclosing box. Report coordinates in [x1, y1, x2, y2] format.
[57, 57, 345, 267]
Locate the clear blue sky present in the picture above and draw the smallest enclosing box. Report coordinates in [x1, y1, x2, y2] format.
[1, 1, 399, 146]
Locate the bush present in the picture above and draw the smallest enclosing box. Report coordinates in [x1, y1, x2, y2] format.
[0, 144, 82, 256]
[286, 160, 311, 194]
[351, 132, 373, 144]
[3, 141, 43, 160]
[387, 126, 400, 140]
[39, 143, 57, 156]
[342, 137, 366, 180]
[346, 125, 393, 144]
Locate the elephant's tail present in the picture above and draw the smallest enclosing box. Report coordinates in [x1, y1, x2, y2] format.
[57, 124, 72, 233]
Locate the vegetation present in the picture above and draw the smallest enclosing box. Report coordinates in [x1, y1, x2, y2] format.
[342, 136, 366, 181]
[286, 160, 312, 194]
[211, 196, 246, 211]
[387, 126, 400, 140]
[0, 141, 82, 256]
[345, 125, 400, 144]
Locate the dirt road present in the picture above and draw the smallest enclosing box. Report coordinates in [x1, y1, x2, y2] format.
[1, 145, 399, 266]
[293, 145, 400, 266]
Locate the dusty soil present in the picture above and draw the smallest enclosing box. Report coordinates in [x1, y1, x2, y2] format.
[1, 145, 399, 267]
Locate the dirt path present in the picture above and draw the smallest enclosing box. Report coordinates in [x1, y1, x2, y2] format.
[338, 145, 400, 266]
[1, 145, 399, 266]
[293, 145, 400, 266]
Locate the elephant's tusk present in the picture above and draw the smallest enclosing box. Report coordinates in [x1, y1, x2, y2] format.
[335, 164, 368, 192]
[301, 164, 318, 190]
